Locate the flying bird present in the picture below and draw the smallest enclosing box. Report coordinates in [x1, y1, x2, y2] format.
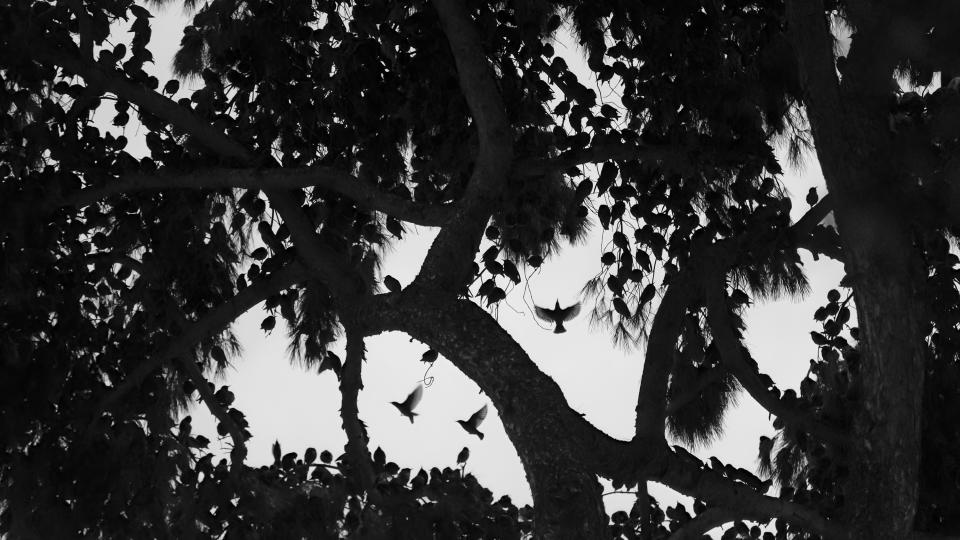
[391, 384, 423, 423]
[534, 300, 581, 333]
[457, 404, 489, 439]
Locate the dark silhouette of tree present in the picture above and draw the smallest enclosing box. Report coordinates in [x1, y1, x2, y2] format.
[2, 0, 960, 538]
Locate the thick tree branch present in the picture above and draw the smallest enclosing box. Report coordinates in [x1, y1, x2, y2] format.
[53, 167, 451, 226]
[785, 1, 844, 144]
[790, 194, 845, 261]
[363, 290, 844, 538]
[702, 275, 849, 445]
[265, 190, 366, 298]
[790, 194, 834, 240]
[412, 0, 514, 294]
[37, 39, 371, 305]
[635, 275, 696, 440]
[652, 455, 844, 540]
[94, 262, 306, 416]
[666, 507, 742, 540]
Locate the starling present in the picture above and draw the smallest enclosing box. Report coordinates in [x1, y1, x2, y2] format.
[457, 404, 489, 439]
[534, 300, 581, 333]
[391, 384, 423, 423]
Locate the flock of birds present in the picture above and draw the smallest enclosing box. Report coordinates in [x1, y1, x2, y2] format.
[390, 299, 582, 437]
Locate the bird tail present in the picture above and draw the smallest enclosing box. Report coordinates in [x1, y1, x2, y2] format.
[554, 322, 566, 334]
[409, 412, 417, 424]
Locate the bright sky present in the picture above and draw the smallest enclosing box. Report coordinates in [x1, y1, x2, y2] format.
[103, 2, 846, 527]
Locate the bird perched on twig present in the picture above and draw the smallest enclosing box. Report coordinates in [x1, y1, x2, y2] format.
[457, 404, 488, 439]
[534, 300, 581, 333]
[391, 384, 423, 423]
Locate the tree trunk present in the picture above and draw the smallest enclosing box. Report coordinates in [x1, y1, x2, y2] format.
[832, 200, 927, 540]
[520, 453, 606, 539]
[786, 4, 929, 534]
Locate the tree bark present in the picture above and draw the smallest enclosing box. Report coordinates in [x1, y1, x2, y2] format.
[787, 3, 927, 537]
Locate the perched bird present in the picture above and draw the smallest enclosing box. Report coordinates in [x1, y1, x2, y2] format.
[534, 300, 581, 333]
[391, 384, 423, 423]
[457, 404, 489, 439]
[456, 446, 470, 465]
[384, 275, 402, 293]
[420, 349, 439, 363]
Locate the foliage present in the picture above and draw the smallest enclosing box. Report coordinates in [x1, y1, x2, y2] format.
[2, 0, 960, 538]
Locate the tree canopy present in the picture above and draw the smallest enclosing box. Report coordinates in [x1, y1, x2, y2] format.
[2, 0, 960, 538]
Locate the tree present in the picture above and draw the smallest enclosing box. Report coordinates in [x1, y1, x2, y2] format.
[2, 0, 960, 538]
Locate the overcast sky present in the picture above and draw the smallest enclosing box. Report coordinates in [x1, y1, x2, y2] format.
[107, 2, 846, 526]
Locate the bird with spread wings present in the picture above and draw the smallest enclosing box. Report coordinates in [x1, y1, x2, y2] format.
[534, 300, 582, 333]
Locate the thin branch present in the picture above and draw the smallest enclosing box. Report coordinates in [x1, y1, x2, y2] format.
[174, 346, 248, 467]
[512, 142, 745, 178]
[340, 321, 380, 502]
[54, 167, 451, 226]
[94, 262, 306, 416]
[703, 275, 849, 445]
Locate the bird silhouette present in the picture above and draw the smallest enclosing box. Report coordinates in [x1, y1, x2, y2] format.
[456, 446, 470, 465]
[457, 404, 488, 439]
[534, 300, 581, 333]
[390, 384, 423, 423]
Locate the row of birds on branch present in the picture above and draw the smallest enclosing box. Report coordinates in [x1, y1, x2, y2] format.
[390, 384, 489, 439]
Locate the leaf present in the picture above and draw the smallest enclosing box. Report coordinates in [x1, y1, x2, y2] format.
[210, 346, 227, 367]
[486, 287, 506, 305]
[598, 205, 611, 229]
[304, 447, 317, 464]
[597, 162, 619, 195]
[502, 260, 521, 284]
[163, 79, 180, 95]
[640, 284, 656, 306]
[613, 297, 632, 318]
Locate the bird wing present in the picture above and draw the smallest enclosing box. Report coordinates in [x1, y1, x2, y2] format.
[558, 302, 581, 321]
[469, 404, 488, 427]
[405, 384, 424, 410]
[534, 305, 555, 322]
